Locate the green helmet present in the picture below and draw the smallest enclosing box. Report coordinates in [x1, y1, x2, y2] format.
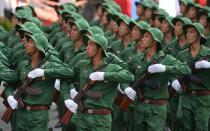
[87, 26, 104, 35]
[141, 28, 164, 50]
[172, 17, 192, 25]
[13, 9, 32, 19]
[159, 16, 174, 27]
[152, 9, 169, 20]
[19, 22, 42, 35]
[25, 33, 50, 56]
[179, 0, 193, 5]
[129, 20, 150, 30]
[59, 3, 78, 13]
[116, 14, 131, 26]
[84, 34, 108, 56]
[69, 19, 90, 33]
[183, 23, 207, 44]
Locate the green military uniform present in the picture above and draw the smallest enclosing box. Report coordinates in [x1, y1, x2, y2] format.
[176, 23, 210, 131]
[127, 28, 190, 131]
[5, 33, 73, 131]
[163, 17, 192, 131]
[159, 16, 176, 47]
[61, 34, 134, 131]
[59, 19, 90, 63]
[113, 20, 150, 131]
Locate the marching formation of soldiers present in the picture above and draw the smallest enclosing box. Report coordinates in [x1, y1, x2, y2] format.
[0, 0, 210, 131]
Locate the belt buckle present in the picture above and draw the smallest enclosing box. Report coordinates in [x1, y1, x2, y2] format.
[191, 91, 196, 95]
[87, 109, 93, 114]
[26, 106, 31, 111]
[144, 100, 150, 104]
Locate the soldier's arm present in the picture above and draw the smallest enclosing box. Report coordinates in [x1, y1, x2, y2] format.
[104, 64, 135, 83]
[163, 55, 191, 76]
[44, 62, 73, 79]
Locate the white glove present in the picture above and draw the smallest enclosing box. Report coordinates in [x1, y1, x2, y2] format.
[117, 84, 124, 94]
[124, 87, 136, 100]
[54, 79, 60, 91]
[7, 96, 18, 110]
[70, 88, 78, 99]
[64, 99, 78, 113]
[195, 60, 210, 69]
[89, 72, 105, 81]
[28, 68, 44, 79]
[171, 79, 182, 92]
[148, 64, 166, 73]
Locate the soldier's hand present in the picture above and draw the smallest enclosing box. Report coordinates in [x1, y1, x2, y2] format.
[54, 79, 60, 91]
[89, 72, 105, 81]
[172, 79, 182, 92]
[148, 64, 166, 73]
[124, 87, 136, 100]
[70, 88, 78, 99]
[64, 99, 78, 113]
[28, 68, 44, 79]
[7, 96, 18, 110]
[195, 60, 210, 69]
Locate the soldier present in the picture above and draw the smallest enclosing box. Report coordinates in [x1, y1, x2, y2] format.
[61, 33, 134, 131]
[4, 33, 73, 131]
[110, 14, 134, 56]
[163, 17, 192, 57]
[186, 1, 200, 23]
[176, 23, 210, 131]
[178, 0, 192, 17]
[152, 9, 169, 29]
[197, 6, 210, 37]
[159, 16, 176, 47]
[59, 19, 90, 64]
[164, 16, 192, 131]
[123, 28, 190, 131]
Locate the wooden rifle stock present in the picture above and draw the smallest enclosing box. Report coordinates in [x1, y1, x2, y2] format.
[61, 80, 95, 125]
[1, 77, 33, 123]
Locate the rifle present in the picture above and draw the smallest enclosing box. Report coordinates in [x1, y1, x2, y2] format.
[120, 53, 166, 111]
[60, 59, 112, 125]
[168, 54, 210, 97]
[1, 47, 51, 123]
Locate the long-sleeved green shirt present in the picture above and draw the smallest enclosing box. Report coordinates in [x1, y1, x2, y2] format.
[5, 56, 73, 105]
[128, 51, 191, 100]
[177, 45, 210, 91]
[61, 57, 134, 109]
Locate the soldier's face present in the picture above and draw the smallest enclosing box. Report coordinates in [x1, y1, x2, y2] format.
[97, 6, 103, 17]
[161, 19, 171, 34]
[142, 32, 154, 48]
[187, 6, 197, 19]
[136, 4, 144, 16]
[174, 21, 184, 37]
[24, 38, 38, 56]
[180, 2, 186, 14]
[101, 11, 108, 26]
[119, 22, 130, 37]
[131, 25, 141, 41]
[62, 19, 68, 32]
[111, 20, 118, 33]
[186, 27, 200, 44]
[11, 16, 18, 27]
[70, 25, 81, 41]
[154, 16, 161, 29]
[86, 40, 99, 58]
[199, 15, 208, 28]
[144, 8, 152, 20]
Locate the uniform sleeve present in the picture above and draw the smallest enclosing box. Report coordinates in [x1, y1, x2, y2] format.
[44, 62, 73, 79]
[164, 55, 191, 76]
[104, 64, 135, 83]
[0, 64, 18, 82]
